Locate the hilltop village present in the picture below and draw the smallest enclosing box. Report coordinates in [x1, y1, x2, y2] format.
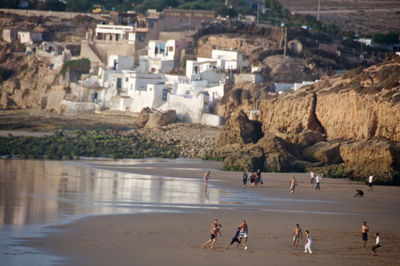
[1, 4, 400, 184]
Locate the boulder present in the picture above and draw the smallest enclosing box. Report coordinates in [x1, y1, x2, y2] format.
[136, 107, 152, 128]
[302, 141, 343, 164]
[216, 110, 263, 147]
[223, 146, 265, 172]
[158, 110, 177, 126]
[253, 133, 297, 172]
[339, 139, 400, 184]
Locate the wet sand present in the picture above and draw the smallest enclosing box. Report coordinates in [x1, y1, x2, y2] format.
[23, 160, 400, 266]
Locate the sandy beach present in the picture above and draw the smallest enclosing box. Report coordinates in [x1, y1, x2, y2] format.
[16, 159, 400, 266]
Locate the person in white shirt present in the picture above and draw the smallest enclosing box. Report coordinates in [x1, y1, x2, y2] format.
[372, 233, 381, 256]
[368, 175, 374, 192]
[315, 175, 321, 190]
[304, 230, 312, 254]
[310, 171, 315, 184]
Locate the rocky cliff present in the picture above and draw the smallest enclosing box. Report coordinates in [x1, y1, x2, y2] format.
[213, 56, 400, 184]
[0, 42, 61, 109]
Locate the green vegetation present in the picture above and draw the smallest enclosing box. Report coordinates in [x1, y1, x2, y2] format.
[60, 58, 90, 77]
[372, 32, 399, 45]
[0, 130, 180, 160]
[202, 154, 224, 161]
[223, 165, 244, 171]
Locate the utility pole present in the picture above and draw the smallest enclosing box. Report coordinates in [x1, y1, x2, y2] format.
[283, 26, 287, 63]
[257, 0, 260, 24]
[317, 0, 320, 21]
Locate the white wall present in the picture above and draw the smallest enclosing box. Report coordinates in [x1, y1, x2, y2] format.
[107, 55, 135, 70]
[201, 113, 222, 126]
[167, 93, 206, 123]
[129, 83, 166, 113]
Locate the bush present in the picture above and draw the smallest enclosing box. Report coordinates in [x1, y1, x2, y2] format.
[60, 58, 90, 76]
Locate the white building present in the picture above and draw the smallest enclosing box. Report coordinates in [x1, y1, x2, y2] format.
[139, 39, 190, 74]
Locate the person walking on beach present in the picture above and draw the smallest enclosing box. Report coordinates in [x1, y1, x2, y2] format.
[315, 174, 321, 190]
[304, 230, 312, 254]
[203, 219, 222, 249]
[204, 171, 210, 192]
[242, 171, 248, 186]
[239, 220, 249, 250]
[372, 233, 381, 256]
[226, 227, 241, 249]
[292, 224, 303, 249]
[310, 171, 315, 184]
[361, 221, 369, 248]
[368, 175, 374, 192]
[289, 177, 297, 194]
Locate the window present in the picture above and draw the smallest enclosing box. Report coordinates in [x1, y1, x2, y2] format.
[125, 77, 128, 82]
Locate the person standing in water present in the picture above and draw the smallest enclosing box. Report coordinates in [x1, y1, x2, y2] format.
[361, 221, 369, 248]
[292, 224, 303, 249]
[204, 171, 210, 192]
[304, 230, 312, 254]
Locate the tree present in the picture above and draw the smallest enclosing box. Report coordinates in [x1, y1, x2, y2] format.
[372, 32, 399, 44]
[0, 0, 19, 8]
[42, 0, 66, 11]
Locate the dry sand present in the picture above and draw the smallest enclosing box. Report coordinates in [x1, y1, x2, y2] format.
[24, 163, 400, 266]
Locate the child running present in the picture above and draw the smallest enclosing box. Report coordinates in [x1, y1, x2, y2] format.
[203, 219, 222, 249]
[372, 233, 381, 256]
[226, 227, 241, 249]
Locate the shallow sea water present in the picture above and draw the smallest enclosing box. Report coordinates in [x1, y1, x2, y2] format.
[0, 159, 248, 265]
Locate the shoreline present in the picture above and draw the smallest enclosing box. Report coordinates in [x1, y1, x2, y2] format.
[18, 159, 400, 266]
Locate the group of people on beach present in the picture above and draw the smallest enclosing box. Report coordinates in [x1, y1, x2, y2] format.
[242, 169, 263, 186]
[202, 170, 381, 256]
[202, 219, 248, 250]
[291, 221, 380, 255]
[203, 220, 380, 256]
[288, 172, 322, 194]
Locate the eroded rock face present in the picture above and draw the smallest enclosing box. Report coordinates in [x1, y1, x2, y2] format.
[339, 139, 400, 184]
[258, 90, 324, 145]
[302, 141, 343, 164]
[316, 90, 400, 142]
[216, 110, 263, 147]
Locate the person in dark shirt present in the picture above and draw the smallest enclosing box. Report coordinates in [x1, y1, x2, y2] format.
[226, 227, 241, 249]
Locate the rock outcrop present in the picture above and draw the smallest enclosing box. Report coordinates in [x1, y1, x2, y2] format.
[214, 56, 400, 184]
[339, 139, 400, 184]
[137, 108, 178, 129]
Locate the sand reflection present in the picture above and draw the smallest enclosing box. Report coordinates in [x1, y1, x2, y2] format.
[0, 160, 221, 225]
